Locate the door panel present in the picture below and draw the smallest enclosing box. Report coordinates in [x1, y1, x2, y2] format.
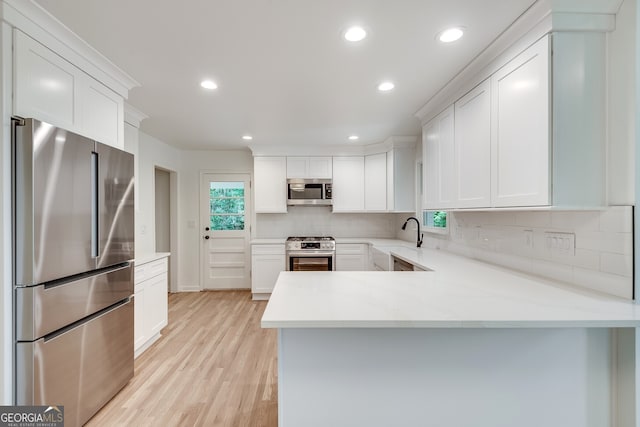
[15, 119, 95, 286]
[201, 174, 251, 289]
[96, 142, 135, 268]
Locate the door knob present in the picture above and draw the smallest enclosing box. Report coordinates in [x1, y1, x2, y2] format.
[204, 235, 210, 240]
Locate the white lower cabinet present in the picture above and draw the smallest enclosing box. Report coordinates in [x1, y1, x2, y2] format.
[336, 244, 369, 271]
[134, 256, 169, 357]
[251, 244, 285, 299]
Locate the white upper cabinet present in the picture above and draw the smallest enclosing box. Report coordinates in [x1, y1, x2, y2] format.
[387, 146, 416, 213]
[79, 76, 124, 148]
[455, 79, 491, 208]
[491, 36, 550, 207]
[423, 106, 455, 210]
[364, 153, 387, 211]
[14, 30, 125, 148]
[332, 157, 365, 212]
[14, 29, 77, 130]
[286, 157, 332, 179]
[420, 32, 605, 210]
[254, 157, 288, 213]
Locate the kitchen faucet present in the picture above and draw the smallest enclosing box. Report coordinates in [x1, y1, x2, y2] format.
[401, 217, 423, 248]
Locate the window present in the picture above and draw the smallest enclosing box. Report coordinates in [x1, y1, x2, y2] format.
[209, 181, 245, 230]
[423, 210, 448, 234]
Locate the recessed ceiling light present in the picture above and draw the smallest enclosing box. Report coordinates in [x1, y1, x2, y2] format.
[377, 81, 395, 92]
[242, 135, 253, 141]
[344, 26, 367, 42]
[348, 135, 359, 141]
[200, 80, 218, 90]
[438, 27, 464, 43]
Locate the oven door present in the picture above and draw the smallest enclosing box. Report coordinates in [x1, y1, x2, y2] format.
[287, 251, 335, 271]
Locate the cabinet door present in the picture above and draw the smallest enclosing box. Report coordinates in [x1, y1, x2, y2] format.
[455, 80, 491, 208]
[422, 106, 455, 209]
[147, 272, 168, 336]
[336, 254, 367, 271]
[491, 36, 550, 207]
[133, 285, 147, 351]
[254, 157, 288, 213]
[365, 153, 387, 211]
[307, 157, 332, 178]
[332, 157, 365, 211]
[251, 254, 285, 294]
[286, 157, 307, 178]
[14, 30, 78, 131]
[79, 76, 124, 148]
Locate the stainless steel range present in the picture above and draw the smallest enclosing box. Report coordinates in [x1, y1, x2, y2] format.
[286, 236, 336, 271]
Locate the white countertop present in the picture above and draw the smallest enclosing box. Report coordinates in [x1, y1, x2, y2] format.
[134, 252, 170, 265]
[262, 246, 640, 328]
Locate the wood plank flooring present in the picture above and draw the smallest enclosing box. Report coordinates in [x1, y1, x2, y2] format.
[87, 291, 278, 427]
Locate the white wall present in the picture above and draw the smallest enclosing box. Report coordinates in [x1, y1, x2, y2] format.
[154, 168, 171, 252]
[137, 131, 181, 255]
[256, 208, 401, 238]
[173, 149, 253, 291]
[609, 0, 637, 204]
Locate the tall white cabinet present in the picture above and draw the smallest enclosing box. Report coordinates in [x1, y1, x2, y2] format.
[254, 157, 288, 213]
[423, 106, 455, 210]
[332, 157, 365, 212]
[491, 36, 550, 207]
[364, 153, 387, 211]
[455, 80, 491, 208]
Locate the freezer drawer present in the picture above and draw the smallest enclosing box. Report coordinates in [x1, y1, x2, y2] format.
[16, 263, 133, 341]
[16, 298, 134, 427]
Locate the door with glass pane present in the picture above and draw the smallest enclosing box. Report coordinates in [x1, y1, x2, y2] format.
[201, 173, 251, 290]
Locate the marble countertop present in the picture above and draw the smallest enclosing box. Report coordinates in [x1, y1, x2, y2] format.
[262, 244, 640, 328]
[251, 239, 286, 244]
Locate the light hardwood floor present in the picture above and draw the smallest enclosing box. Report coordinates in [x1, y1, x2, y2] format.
[87, 291, 278, 427]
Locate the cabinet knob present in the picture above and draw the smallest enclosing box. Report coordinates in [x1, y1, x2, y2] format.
[205, 227, 210, 231]
[204, 235, 210, 240]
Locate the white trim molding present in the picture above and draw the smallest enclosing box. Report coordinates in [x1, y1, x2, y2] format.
[124, 103, 148, 129]
[0, 0, 139, 98]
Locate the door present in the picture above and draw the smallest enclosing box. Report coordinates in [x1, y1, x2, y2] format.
[201, 174, 251, 290]
[455, 79, 491, 208]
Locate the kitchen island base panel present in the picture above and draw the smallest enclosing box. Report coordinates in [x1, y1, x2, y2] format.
[278, 328, 611, 427]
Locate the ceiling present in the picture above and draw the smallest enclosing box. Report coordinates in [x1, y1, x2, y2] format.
[34, 0, 538, 150]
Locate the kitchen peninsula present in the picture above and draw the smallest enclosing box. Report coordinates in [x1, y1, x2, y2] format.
[262, 249, 640, 427]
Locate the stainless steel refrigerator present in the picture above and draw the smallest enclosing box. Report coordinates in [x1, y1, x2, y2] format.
[13, 118, 135, 426]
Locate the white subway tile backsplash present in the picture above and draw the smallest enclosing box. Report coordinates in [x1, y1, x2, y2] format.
[515, 211, 552, 228]
[572, 267, 633, 299]
[551, 211, 599, 232]
[424, 206, 634, 300]
[529, 259, 574, 284]
[599, 206, 633, 233]
[576, 231, 633, 255]
[600, 253, 633, 277]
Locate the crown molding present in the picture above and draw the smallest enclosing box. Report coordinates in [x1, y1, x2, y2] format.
[414, 1, 620, 126]
[124, 103, 148, 128]
[250, 136, 418, 157]
[1, 0, 139, 98]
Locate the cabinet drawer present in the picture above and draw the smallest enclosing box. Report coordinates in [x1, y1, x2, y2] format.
[336, 244, 367, 255]
[135, 257, 168, 283]
[252, 244, 285, 255]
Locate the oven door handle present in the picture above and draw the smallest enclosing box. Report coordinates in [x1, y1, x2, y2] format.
[286, 251, 336, 257]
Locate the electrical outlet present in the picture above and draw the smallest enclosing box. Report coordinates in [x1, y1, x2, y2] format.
[544, 232, 575, 255]
[524, 230, 533, 248]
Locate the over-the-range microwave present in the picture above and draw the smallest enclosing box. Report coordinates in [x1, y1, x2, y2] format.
[287, 178, 332, 206]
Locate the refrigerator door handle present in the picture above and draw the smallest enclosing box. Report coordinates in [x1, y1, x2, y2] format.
[91, 151, 99, 258]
